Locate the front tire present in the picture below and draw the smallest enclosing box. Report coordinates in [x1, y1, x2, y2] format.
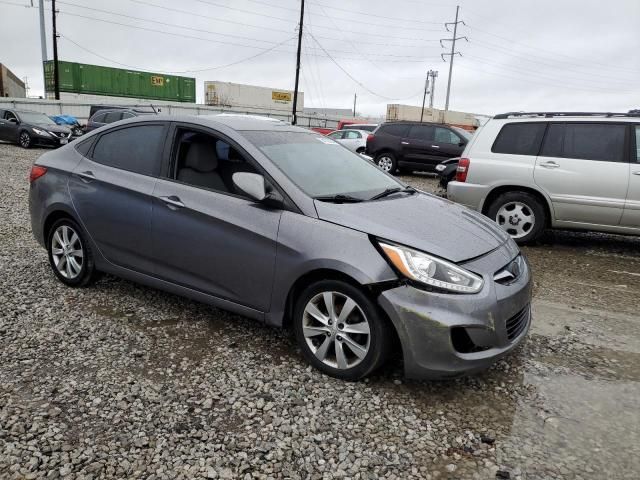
[374, 152, 397, 174]
[47, 218, 98, 287]
[486, 191, 546, 244]
[293, 280, 390, 380]
[19, 131, 32, 149]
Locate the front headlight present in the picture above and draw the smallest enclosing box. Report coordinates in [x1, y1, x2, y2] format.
[379, 242, 484, 293]
[32, 128, 51, 136]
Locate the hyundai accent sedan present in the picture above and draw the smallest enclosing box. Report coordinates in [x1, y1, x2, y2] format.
[28, 114, 532, 380]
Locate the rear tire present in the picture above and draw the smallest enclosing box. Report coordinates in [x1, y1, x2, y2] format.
[47, 218, 98, 287]
[375, 152, 397, 174]
[487, 191, 546, 244]
[293, 280, 391, 380]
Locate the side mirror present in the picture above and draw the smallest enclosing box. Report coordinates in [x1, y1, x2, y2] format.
[233, 172, 267, 202]
[459, 141, 466, 147]
[8, 118, 18, 124]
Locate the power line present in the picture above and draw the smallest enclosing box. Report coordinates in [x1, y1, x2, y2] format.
[306, 32, 423, 101]
[440, 5, 467, 111]
[59, 32, 297, 73]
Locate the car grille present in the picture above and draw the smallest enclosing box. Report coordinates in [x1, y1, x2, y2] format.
[505, 305, 530, 341]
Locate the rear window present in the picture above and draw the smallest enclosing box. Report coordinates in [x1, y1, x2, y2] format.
[541, 123, 627, 163]
[91, 112, 106, 123]
[104, 112, 123, 124]
[379, 124, 409, 137]
[492, 122, 546, 156]
[91, 124, 165, 176]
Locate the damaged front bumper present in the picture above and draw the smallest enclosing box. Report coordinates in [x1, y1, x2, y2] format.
[378, 244, 532, 380]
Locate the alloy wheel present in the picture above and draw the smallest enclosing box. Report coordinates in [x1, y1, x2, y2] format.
[302, 291, 371, 370]
[51, 225, 84, 279]
[377, 156, 393, 172]
[496, 201, 535, 239]
[19, 132, 31, 148]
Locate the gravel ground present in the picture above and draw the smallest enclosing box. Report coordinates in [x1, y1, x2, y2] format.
[1, 144, 639, 479]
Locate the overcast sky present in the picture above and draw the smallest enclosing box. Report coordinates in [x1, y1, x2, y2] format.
[1, 0, 639, 116]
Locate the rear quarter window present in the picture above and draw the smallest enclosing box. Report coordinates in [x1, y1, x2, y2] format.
[492, 122, 546, 156]
[379, 124, 409, 137]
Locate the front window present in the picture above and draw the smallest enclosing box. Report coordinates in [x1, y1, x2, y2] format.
[245, 131, 401, 199]
[16, 111, 56, 125]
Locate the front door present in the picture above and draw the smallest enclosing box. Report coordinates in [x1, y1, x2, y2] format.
[621, 125, 640, 228]
[67, 123, 168, 274]
[151, 125, 281, 312]
[432, 126, 466, 161]
[401, 124, 437, 167]
[534, 122, 629, 226]
[0, 110, 19, 142]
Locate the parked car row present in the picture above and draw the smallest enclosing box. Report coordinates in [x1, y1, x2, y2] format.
[0, 109, 77, 148]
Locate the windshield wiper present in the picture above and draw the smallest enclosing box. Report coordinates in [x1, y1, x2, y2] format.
[369, 186, 416, 201]
[314, 194, 363, 203]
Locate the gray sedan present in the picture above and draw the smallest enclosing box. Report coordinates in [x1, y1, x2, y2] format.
[28, 114, 532, 380]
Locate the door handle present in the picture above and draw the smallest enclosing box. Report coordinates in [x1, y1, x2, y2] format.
[401, 141, 409, 145]
[159, 195, 185, 209]
[540, 161, 560, 169]
[76, 170, 95, 182]
[633, 171, 640, 176]
[431, 145, 440, 149]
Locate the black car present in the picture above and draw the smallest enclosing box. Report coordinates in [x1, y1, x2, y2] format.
[0, 109, 72, 149]
[85, 108, 156, 133]
[435, 157, 460, 188]
[366, 121, 471, 174]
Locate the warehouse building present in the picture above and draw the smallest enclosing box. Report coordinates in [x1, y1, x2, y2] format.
[0, 63, 26, 98]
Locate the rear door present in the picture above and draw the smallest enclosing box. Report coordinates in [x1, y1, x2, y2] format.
[621, 124, 640, 228]
[68, 122, 168, 274]
[341, 130, 362, 152]
[432, 126, 466, 161]
[0, 110, 19, 141]
[534, 122, 629, 226]
[401, 124, 436, 166]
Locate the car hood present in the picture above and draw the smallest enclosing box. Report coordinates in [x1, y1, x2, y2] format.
[32, 123, 71, 133]
[314, 192, 511, 263]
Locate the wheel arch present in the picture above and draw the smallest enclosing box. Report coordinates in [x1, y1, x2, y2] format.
[43, 208, 80, 247]
[280, 268, 403, 356]
[481, 184, 554, 227]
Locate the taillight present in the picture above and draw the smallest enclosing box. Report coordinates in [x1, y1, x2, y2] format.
[456, 158, 470, 182]
[29, 165, 47, 183]
[367, 134, 374, 143]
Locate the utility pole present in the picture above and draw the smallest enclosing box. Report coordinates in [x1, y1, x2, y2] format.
[420, 74, 429, 122]
[291, 0, 304, 125]
[353, 93, 357, 117]
[429, 70, 438, 108]
[440, 6, 467, 111]
[38, 0, 47, 83]
[51, 0, 60, 100]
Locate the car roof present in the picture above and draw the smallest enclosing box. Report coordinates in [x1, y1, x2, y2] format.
[380, 120, 448, 127]
[111, 113, 311, 133]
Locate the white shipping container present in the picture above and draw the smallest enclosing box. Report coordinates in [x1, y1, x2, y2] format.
[386, 104, 479, 127]
[204, 81, 303, 113]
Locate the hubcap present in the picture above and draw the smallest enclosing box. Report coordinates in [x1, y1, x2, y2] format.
[377, 156, 393, 172]
[51, 225, 84, 279]
[20, 133, 30, 147]
[302, 291, 371, 370]
[496, 202, 535, 239]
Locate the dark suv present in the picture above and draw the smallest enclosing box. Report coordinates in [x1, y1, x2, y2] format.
[366, 122, 471, 174]
[85, 108, 156, 132]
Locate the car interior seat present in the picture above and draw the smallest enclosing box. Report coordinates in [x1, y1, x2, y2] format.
[177, 140, 227, 191]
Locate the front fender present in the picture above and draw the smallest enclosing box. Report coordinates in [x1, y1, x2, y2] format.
[266, 211, 397, 326]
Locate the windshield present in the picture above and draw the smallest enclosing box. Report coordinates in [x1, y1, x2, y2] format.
[17, 111, 56, 125]
[245, 131, 402, 199]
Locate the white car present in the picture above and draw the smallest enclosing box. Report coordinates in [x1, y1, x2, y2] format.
[447, 111, 640, 244]
[326, 129, 370, 154]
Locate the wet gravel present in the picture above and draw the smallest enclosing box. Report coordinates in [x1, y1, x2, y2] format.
[1, 144, 639, 479]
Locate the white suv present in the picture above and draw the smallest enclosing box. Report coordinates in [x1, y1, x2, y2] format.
[447, 112, 640, 243]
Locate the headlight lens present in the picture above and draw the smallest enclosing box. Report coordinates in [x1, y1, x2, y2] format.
[32, 128, 50, 136]
[379, 242, 484, 293]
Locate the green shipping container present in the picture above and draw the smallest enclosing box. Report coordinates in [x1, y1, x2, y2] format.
[44, 61, 196, 103]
